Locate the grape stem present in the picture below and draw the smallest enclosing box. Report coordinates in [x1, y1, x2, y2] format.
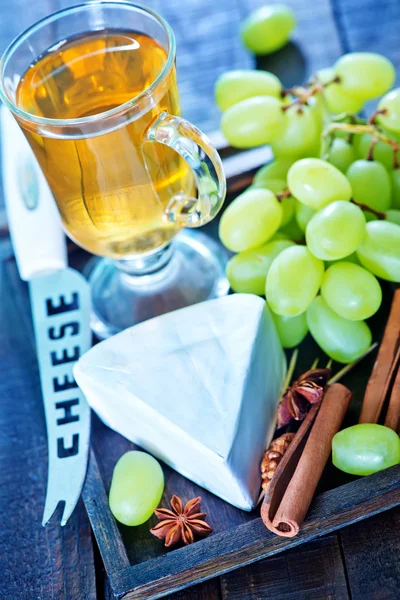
[324, 122, 400, 152]
[366, 137, 378, 161]
[328, 343, 379, 385]
[281, 84, 322, 111]
[368, 108, 387, 125]
[276, 188, 291, 201]
[324, 121, 400, 169]
[351, 199, 386, 220]
[281, 75, 340, 112]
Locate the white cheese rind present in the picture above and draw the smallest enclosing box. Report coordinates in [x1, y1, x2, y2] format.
[74, 294, 286, 510]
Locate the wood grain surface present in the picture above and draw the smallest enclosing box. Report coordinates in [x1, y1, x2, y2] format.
[1, 1, 400, 600]
[0, 243, 96, 600]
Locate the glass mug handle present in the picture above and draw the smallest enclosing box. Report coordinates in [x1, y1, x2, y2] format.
[147, 111, 226, 227]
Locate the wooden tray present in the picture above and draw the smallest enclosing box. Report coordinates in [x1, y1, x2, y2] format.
[77, 141, 400, 600]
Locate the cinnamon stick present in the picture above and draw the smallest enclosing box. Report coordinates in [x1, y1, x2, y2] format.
[359, 289, 400, 424]
[261, 383, 352, 537]
[384, 365, 400, 433]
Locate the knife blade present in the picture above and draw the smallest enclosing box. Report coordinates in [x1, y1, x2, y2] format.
[1, 108, 92, 526]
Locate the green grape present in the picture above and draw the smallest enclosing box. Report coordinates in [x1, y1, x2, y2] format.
[355, 133, 397, 170]
[253, 158, 295, 184]
[215, 70, 282, 111]
[241, 4, 296, 55]
[363, 210, 378, 222]
[278, 215, 304, 241]
[270, 104, 320, 159]
[280, 195, 295, 226]
[326, 138, 356, 173]
[221, 96, 284, 148]
[306, 201, 366, 261]
[252, 178, 295, 227]
[252, 177, 286, 193]
[226, 240, 294, 295]
[270, 231, 291, 241]
[386, 209, 400, 226]
[378, 88, 400, 133]
[334, 53, 395, 101]
[346, 159, 392, 212]
[356, 220, 400, 282]
[271, 311, 308, 348]
[307, 93, 325, 126]
[265, 246, 324, 317]
[219, 188, 283, 252]
[317, 67, 364, 114]
[325, 252, 361, 267]
[324, 84, 365, 114]
[389, 130, 400, 143]
[332, 424, 400, 476]
[321, 262, 382, 321]
[295, 201, 315, 233]
[306, 296, 372, 363]
[109, 451, 164, 526]
[391, 169, 400, 209]
[288, 158, 352, 210]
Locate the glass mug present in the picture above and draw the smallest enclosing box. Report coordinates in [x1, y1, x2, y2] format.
[0, 1, 227, 338]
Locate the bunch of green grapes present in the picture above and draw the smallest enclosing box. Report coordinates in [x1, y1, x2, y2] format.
[216, 52, 400, 363]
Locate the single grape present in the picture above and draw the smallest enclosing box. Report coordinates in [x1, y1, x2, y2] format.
[378, 88, 400, 133]
[265, 246, 324, 317]
[270, 104, 320, 159]
[215, 70, 282, 111]
[306, 296, 372, 363]
[326, 138, 356, 173]
[355, 133, 398, 170]
[386, 209, 400, 226]
[241, 4, 296, 55]
[278, 215, 304, 241]
[109, 451, 164, 526]
[332, 424, 400, 476]
[295, 201, 315, 233]
[321, 262, 382, 321]
[334, 53, 395, 101]
[356, 220, 400, 282]
[271, 311, 308, 348]
[346, 159, 392, 212]
[226, 240, 294, 295]
[219, 188, 283, 252]
[253, 158, 295, 184]
[317, 67, 364, 114]
[306, 201, 366, 261]
[288, 158, 352, 210]
[251, 178, 295, 226]
[221, 96, 284, 148]
[391, 169, 400, 209]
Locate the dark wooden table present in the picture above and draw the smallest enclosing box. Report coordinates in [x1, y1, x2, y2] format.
[1, 1, 400, 599]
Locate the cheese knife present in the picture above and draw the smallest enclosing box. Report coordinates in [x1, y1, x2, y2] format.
[1, 108, 92, 526]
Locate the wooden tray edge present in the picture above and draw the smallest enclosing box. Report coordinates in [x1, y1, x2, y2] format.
[82, 448, 400, 600]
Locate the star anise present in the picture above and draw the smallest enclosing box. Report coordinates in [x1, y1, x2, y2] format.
[277, 368, 331, 428]
[150, 495, 212, 547]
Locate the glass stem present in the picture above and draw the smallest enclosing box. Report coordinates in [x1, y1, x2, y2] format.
[113, 242, 174, 277]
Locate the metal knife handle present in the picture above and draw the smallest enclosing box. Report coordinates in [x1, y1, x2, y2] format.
[1, 108, 67, 280]
[29, 268, 92, 527]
